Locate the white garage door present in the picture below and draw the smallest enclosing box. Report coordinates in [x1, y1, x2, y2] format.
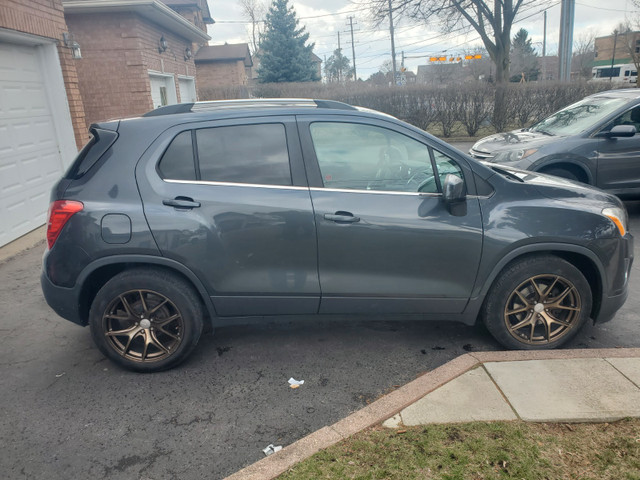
[149, 72, 177, 110]
[0, 41, 68, 247]
[178, 76, 196, 103]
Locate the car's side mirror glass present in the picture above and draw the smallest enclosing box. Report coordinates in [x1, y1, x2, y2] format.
[442, 174, 467, 216]
[607, 125, 637, 138]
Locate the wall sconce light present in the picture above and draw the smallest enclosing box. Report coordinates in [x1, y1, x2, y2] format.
[62, 32, 82, 59]
[158, 36, 168, 53]
[184, 47, 192, 61]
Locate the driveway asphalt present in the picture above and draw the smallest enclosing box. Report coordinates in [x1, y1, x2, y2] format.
[1, 200, 640, 480]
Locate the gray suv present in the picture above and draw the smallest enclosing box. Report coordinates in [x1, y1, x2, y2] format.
[41, 99, 633, 372]
[470, 89, 640, 195]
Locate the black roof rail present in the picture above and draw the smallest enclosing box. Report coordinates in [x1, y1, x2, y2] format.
[142, 98, 357, 117]
[142, 103, 195, 117]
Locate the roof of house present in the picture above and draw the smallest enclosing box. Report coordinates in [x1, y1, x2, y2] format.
[162, 0, 213, 24]
[195, 43, 252, 67]
[62, 0, 210, 42]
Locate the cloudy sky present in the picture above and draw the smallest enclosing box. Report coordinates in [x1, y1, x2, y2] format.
[203, 0, 639, 79]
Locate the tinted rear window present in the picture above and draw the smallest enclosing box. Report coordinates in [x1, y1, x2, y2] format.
[196, 124, 291, 186]
[65, 128, 118, 179]
[157, 131, 196, 180]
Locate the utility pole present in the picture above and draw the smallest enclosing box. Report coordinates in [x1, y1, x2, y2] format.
[558, 0, 575, 81]
[337, 31, 342, 82]
[347, 16, 357, 81]
[388, 0, 397, 85]
[610, 29, 618, 81]
[542, 10, 547, 81]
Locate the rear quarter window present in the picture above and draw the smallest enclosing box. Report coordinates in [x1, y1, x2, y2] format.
[157, 131, 196, 180]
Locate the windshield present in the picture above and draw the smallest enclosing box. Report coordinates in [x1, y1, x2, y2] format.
[529, 96, 628, 136]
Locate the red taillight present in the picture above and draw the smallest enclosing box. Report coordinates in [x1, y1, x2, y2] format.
[46, 200, 84, 249]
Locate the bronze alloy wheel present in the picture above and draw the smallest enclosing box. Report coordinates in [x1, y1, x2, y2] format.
[102, 289, 184, 362]
[503, 274, 582, 345]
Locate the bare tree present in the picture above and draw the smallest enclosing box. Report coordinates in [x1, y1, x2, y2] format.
[572, 30, 596, 80]
[364, 0, 533, 83]
[239, 0, 266, 54]
[618, 21, 640, 87]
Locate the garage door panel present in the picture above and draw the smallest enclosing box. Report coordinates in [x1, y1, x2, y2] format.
[0, 83, 50, 118]
[0, 149, 60, 194]
[0, 43, 43, 82]
[0, 41, 66, 247]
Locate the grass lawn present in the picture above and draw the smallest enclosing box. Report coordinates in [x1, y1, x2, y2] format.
[278, 419, 640, 480]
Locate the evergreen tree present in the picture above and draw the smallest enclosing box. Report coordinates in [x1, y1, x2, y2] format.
[509, 28, 540, 82]
[325, 48, 352, 83]
[258, 0, 319, 83]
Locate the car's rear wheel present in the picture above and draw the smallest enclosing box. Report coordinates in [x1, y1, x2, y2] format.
[89, 269, 203, 372]
[482, 255, 592, 349]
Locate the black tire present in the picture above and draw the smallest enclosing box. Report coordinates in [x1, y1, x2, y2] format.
[541, 167, 580, 182]
[89, 268, 203, 372]
[482, 255, 592, 350]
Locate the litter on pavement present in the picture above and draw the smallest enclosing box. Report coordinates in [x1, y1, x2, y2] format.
[262, 444, 282, 456]
[288, 377, 304, 389]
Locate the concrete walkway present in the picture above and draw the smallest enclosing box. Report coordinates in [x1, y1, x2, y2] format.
[226, 348, 640, 480]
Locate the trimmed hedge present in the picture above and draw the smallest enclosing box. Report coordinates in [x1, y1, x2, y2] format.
[198, 82, 626, 137]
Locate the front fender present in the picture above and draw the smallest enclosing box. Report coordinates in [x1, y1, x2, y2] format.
[530, 155, 594, 184]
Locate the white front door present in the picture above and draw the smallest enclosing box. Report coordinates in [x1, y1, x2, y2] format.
[178, 76, 196, 103]
[0, 41, 70, 246]
[149, 72, 177, 109]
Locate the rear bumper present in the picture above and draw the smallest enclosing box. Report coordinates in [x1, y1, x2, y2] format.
[40, 270, 84, 326]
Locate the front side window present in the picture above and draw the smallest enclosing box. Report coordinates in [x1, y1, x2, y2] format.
[432, 149, 465, 189]
[310, 122, 444, 193]
[196, 124, 292, 186]
[600, 105, 640, 134]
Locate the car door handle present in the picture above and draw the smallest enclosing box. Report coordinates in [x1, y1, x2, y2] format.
[162, 197, 201, 209]
[324, 212, 360, 223]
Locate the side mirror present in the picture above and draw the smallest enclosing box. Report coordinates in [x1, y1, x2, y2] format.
[607, 125, 637, 138]
[443, 174, 467, 216]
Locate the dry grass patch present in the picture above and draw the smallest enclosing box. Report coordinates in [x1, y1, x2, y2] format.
[278, 419, 640, 480]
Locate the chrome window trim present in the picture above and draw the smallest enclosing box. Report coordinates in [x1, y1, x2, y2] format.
[164, 179, 487, 198]
[164, 179, 308, 191]
[310, 187, 440, 197]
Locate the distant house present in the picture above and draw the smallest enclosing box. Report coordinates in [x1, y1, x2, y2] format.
[195, 43, 253, 94]
[416, 63, 463, 85]
[537, 56, 559, 81]
[63, 0, 211, 125]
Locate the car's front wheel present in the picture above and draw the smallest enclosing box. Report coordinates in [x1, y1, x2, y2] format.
[89, 269, 203, 372]
[482, 255, 592, 349]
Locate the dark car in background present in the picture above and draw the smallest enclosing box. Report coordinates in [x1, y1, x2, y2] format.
[41, 99, 633, 372]
[470, 89, 640, 196]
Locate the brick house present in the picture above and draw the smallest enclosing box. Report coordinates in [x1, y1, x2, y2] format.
[0, 0, 87, 247]
[63, 0, 211, 126]
[195, 43, 253, 95]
